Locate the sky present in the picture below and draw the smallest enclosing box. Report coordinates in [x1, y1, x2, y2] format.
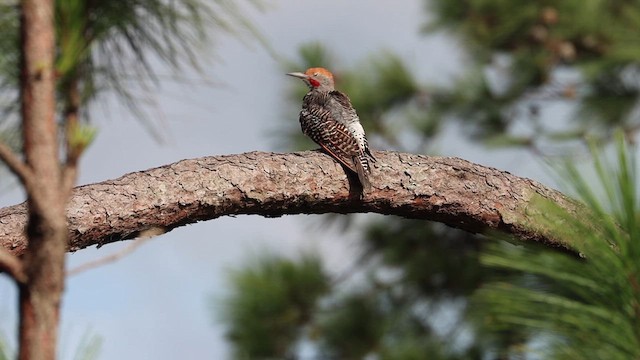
[0, 0, 551, 358]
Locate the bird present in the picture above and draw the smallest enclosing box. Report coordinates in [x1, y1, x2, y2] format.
[287, 67, 376, 192]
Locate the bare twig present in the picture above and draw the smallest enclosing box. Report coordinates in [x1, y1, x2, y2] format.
[0, 142, 32, 186]
[66, 231, 158, 277]
[61, 76, 81, 196]
[0, 248, 26, 284]
[61, 164, 78, 199]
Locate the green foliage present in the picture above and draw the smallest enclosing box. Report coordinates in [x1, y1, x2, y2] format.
[366, 220, 483, 297]
[67, 123, 97, 159]
[317, 293, 386, 358]
[473, 132, 640, 359]
[424, 0, 640, 145]
[0, 333, 10, 360]
[220, 254, 329, 359]
[344, 53, 419, 118]
[314, 285, 476, 359]
[428, 0, 640, 71]
[0, 329, 100, 360]
[378, 336, 453, 360]
[72, 331, 102, 360]
[221, 224, 489, 359]
[0, 3, 19, 118]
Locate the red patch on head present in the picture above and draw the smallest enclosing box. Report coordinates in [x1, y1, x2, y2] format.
[305, 67, 334, 83]
[308, 78, 321, 87]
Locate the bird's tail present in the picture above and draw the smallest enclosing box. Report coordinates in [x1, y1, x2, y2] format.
[365, 147, 377, 163]
[354, 156, 372, 193]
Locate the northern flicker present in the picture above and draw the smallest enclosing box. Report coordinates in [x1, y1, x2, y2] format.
[287, 67, 376, 192]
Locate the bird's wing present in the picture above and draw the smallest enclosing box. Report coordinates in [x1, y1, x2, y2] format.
[329, 91, 376, 163]
[299, 107, 362, 175]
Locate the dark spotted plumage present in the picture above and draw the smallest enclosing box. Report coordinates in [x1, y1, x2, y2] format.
[299, 90, 375, 192]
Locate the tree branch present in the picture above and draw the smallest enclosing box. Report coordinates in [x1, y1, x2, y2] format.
[66, 236, 153, 277]
[0, 247, 27, 284]
[0, 142, 32, 186]
[0, 151, 580, 256]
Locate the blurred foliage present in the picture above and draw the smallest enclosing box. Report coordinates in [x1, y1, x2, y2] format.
[0, 329, 100, 360]
[317, 293, 386, 358]
[473, 133, 640, 359]
[225, 0, 640, 359]
[0, 0, 264, 142]
[0, 333, 9, 360]
[425, 0, 640, 144]
[220, 255, 329, 359]
[72, 331, 102, 360]
[219, 248, 487, 359]
[367, 220, 483, 298]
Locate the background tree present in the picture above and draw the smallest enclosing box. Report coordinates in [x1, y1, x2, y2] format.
[474, 134, 640, 359]
[1, 0, 261, 145]
[221, 1, 640, 358]
[0, 0, 261, 357]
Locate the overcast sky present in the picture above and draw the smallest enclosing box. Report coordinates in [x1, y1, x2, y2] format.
[0, 1, 550, 358]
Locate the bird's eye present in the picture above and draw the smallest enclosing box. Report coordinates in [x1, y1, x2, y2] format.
[313, 72, 319, 77]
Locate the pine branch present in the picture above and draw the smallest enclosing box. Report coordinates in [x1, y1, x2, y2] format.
[0, 151, 581, 256]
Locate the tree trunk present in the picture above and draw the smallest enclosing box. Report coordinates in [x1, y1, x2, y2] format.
[18, 0, 67, 358]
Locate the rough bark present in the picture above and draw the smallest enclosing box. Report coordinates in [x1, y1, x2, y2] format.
[1, 151, 581, 257]
[18, 0, 67, 359]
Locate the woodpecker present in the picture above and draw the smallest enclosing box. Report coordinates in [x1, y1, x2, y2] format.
[287, 67, 376, 192]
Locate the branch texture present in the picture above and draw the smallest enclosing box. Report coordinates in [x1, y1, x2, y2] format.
[0, 151, 579, 256]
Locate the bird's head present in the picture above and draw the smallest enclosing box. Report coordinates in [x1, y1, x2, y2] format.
[287, 67, 335, 91]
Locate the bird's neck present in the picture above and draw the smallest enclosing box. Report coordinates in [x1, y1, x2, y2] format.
[309, 86, 334, 94]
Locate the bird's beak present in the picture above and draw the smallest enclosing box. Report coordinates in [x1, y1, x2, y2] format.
[286, 72, 308, 79]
